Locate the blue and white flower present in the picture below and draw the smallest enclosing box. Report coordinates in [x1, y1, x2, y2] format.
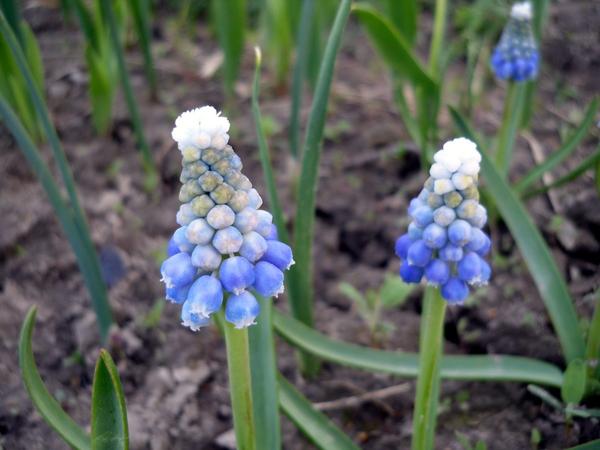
[162, 106, 294, 330]
[395, 138, 492, 304]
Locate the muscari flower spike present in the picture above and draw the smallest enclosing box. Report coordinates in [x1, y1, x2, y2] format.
[395, 138, 492, 304]
[490, 2, 539, 82]
[161, 106, 294, 331]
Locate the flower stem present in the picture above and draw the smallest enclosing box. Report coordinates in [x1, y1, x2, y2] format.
[496, 81, 526, 176]
[223, 318, 256, 450]
[411, 287, 447, 450]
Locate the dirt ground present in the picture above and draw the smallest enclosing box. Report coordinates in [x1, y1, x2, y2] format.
[1, 2, 599, 449]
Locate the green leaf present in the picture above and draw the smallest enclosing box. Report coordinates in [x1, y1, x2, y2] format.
[71, 0, 99, 51]
[273, 310, 564, 387]
[566, 439, 600, 450]
[21, 21, 44, 93]
[524, 143, 600, 199]
[248, 294, 281, 450]
[251, 47, 289, 245]
[338, 282, 367, 310]
[495, 82, 527, 175]
[352, 3, 437, 94]
[212, 0, 246, 95]
[515, 98, 599, 194]
[0, 0, 23, 43]
[286, 0, 352, 376]
[449, 106, 586, 363]
[585, 293, 600, 379]
[128, 0, 157, 96]
[91, 350, 129, 450]
[86, 48, 114, 135]
[384, 0, 417, 46]
[561, 359, 587, 404]
[19, 306, 91, 450]
[262, 0, 293, 85]
[278, 375, 360, 450]
[379, 275, 413, 308]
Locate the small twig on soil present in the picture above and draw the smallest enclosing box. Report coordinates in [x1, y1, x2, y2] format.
[313, 382, 410, 412]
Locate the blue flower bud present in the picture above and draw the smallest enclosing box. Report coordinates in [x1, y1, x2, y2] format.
[441, 277, 469, 303]
[161, 253, 196, 288]
[253, 261, 284, 297]
[228, 190, 249, 212]
[474, 259, 491, 286]
[239, 231, 268, 262]
[167, 237, 180, 256]
[213, 226, 244, 254]
[247, 189, 263, 209]
[186, 218, 215, 245]
[400, 261, 424, 283]
[411, 205, 434, 227]
[408, 198, 424, 215]
[261, 240, 294, 270]
[234, 207, 258, 233]
[265, 223, 278, 240]
[219, 256, 255, 294]
[225, 290, 260, 329]
[255, 210, 274, 237]
[424, 259, 450, 285]
[439, 244, 464, 262]
[457, 251, 482, 283]
[166, 282, 191, 304]
[206, 204, 235, 229]
[186, 275, 223, 318]
[448, 219, 472, 246]
[172, 226, 194, 253]
[408, 222, 423, 240]
[433, 206, 456, 227]
[395, 234, 412, 259]
[181, 298, 211, 331]
[176, 203, 196, 226]
[407, 240, 432, 267]
[465, 228, 490, 254]
[191, 244, 222, 271]
[422, 223, 447, 249]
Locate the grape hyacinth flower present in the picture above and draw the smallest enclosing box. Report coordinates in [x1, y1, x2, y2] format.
[490, 2, 539, 82]
[395, 138, 492, 304]
[161, 106, 294, 330]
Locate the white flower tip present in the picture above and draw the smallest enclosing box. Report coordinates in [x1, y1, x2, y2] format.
[511, 2, 532, 20]
[434, 138, 481, 176]
[172, 105, 231, 150]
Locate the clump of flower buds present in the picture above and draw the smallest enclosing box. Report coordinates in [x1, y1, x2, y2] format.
[490, 1, 539, 82]
[395, 138, 491, 303]
[161, 106, 294, 330]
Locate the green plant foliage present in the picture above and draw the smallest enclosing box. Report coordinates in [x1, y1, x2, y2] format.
[278, 375, 360, 450]
[212, 0, 246, 95]
[561, 359, 587, 405]
[18, 307, 92, 450]
[128, 0, 157, 97]
[91, 350, 129, 450]
[261, 0, 294, 86]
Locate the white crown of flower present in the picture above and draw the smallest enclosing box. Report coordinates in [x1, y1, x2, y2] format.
[431, 137, 481, 178]
[171, 106, 231, 151]
[511, 2, 532, 20]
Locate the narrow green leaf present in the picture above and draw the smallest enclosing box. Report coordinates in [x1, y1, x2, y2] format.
[449, 107, 586, 363]
[251, 47, 289, 244]
[380, 275, 413, 308]
[0, 0, 23, 43]
[524, 143, 600, 199]
[71, 0, 99, 51]
[338, 282, 367, 309]
[515, 98, 598, 194]
[263, 0, 293, 85]
[212, 0, 246, 95]
[248, 294, 281, 450]
[273, 310, 564, 387]
[19, 307, 91, 450]
[287, 0, 352, 375]
[21, 22, 44, 93]
[91, 350, 129, 450]
[86, 48, 114, 135]
[128, 0, 157, 96]
[278, 375, 360, 450]
[567, 439, 600, 450]
[384, 0, 417, 46]
[495, 82, 526, 175]
[585, 293, 600, 378]
[289, 0, 315, 158]
[561, 359, 587, 404]
[352, 3, 437, 93]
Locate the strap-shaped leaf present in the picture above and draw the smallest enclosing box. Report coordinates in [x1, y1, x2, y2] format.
[273, 310, 563, 387]
[212, 0, 246, 95]
[567, 439, 600, 450]
[278, 375, 360, 450]
[515, 97, 599, 194]
[384, 0, 417, 46]
[449, 106, 586, 363]
[352, 3, 437, 93]
[91, 350, 129, 450]
[19, 307, 91, 450]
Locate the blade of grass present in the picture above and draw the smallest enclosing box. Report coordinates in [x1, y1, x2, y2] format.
[278, 375, 360, 450]
[450, 106, 586, 363]
[0, 0, 23, 43]
[98, 0, 157, 190]
[212, 0, 246, 96]
[384, 0, 417, 46]
[287, 0, 352, 376]
[273, 310, 564, 387]
[514, 98, 599, 194]
[71, 0, 99, 51]
[251, 47, 288, 244]
[128, 0, 157, 98]
[523, 143, 600, 199]
[91, 350, 129, 450]
[0, 97, 113, 341]
[19, 307, 92, 450]
[248, 294, 281, 450]
[495, 82, 527, 175]
[289, 0, 315, 158]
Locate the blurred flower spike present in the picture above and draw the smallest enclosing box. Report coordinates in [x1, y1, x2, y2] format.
[395, 138, 492, 304]
[161, 106, 294, 330]
[490, 1, 539, 82]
